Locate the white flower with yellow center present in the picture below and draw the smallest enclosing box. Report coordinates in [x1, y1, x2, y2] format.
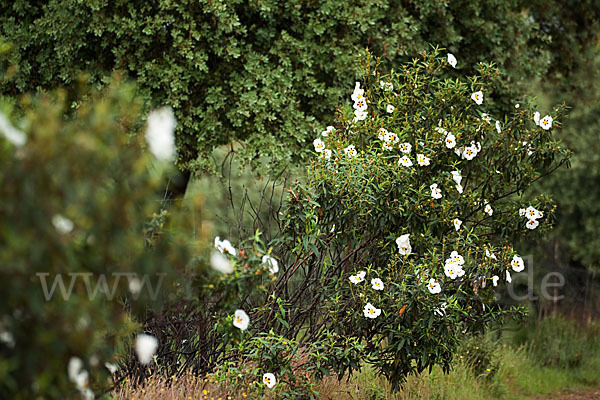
[354, 98, 368, 111]
[384, 131, 399, 144]
[511, 255, 525, 272]
[263, 373, 277, 389]
[453, 218, 462, 231]
[481, 113, 491, 124]
[313, 138, 325, 153]
[387, 104, 395, 113]
[363, 303, 382, 319]
[371, 278, 384, 291]
[444, 262, 457, 279]
[262, 255, 279, 274]
[450, 251, 465, 265]
[445, 133, 456, 149]
[526, 219, 539, 230]
[484, 200, 493, 216]
[485, 248, 498, 260]
[398, 155, 413, 167]
[233, 309, 250, 330]
[428, 278, 442, 294]
[320, 149, 332, 160]
[416, 154, 430, 166]
[351, 82, 365, 102]
[396, 234, 412, 255]
[211, 251, 234, 274]
[456, 184, 464, 194]
[519, 208, 526, 217]
[430, 183, 442, 199]
[378, 128, 388, 141]
[447, 53, 457, 68]
[471, 90, 484, 105]
[399, 142, 412, 153]
[344, 144, 357, 158]
[540, 115, 553, 130]
[349, 271, 366, 284]
[462, 143, 479, 160]
[525, 206, 543, 220]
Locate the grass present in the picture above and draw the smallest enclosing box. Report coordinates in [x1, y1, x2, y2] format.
[110, 317, 600, 400]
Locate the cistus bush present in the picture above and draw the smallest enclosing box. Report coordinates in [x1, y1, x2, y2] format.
[205, 49, 570, 395]
[0, 75, 197, 399]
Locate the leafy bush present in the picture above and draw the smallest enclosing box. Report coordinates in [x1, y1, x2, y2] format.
[0, 0, 574, 174]
[190, 49, 570, 395]
[0, 75, 196, 398]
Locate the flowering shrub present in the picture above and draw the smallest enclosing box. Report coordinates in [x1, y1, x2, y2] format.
[232, 49, 570, 391]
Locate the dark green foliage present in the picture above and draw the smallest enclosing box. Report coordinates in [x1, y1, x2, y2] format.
[0, 75, 196, 399]
[0, 0, 560, 174]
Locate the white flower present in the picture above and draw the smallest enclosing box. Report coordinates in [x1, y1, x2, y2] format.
[353, 98, 368, 111]
[442, 132, 455, 149]
[145, 107, 176, 161]
[320, 149, 332, 160]
[52, 214, 74, 234]
[263, 373, 277, 389]
[396, 234, 412, 255]
[321, 126, 335, 136]
[214, 236, 237, 256]
[353, 109, 368, 122]
[351, 82, 365, 103]
[378, 128, 388, 141]
[484, 201, 493, 216]
[447, 53, 457, 68]
[511, 255, 525, 272]
[492, 275, 500, 287]
[233, 309, 250, 330]
[387, 104, 395, 113]
[434, 301, 447, 316]
[428, 278, 442, 294]
[451, 170, 462, 185]
[506, 270, 512, 283]
[481, 113, 491, 124]
[533, 111, 540, 126]
[519, 208, 526, 217]
[430, 183, 442, 199]
[456, 184, 464, 194]
[262, 255, 279, 274]
[371, 278, 384, 291]
[0, 112, 27, 147]
[471, 91, 484, 105]
[444, 262, 458, 279]
[384, 131, 399, 144]
[380, 80, 393, 91]
[399, 142, 412, 153]
[416, 154, 430, 166]
[135, 334, 158, 365]
[128, 277, 142, 295]
[515, 103, 520, 109]
[485, 248, 498, 260]
[344, 144, 357, 158]
[495, 120, 501, 133]
[462, 143, 479, 160]
[104, 362, 118, 375]
[540, 115, 553, 130]
[453, 218, 462, 231]
[525, 206, 543, 220]
[363, 302, 382, 319]
[313, 138, 325, 153]
[398, 155, 413, 167]
[526, 219, 539, 230]
[349, 271, 366, 284]
[450, 251, 465, 265]
[68, 357, 85, 385]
